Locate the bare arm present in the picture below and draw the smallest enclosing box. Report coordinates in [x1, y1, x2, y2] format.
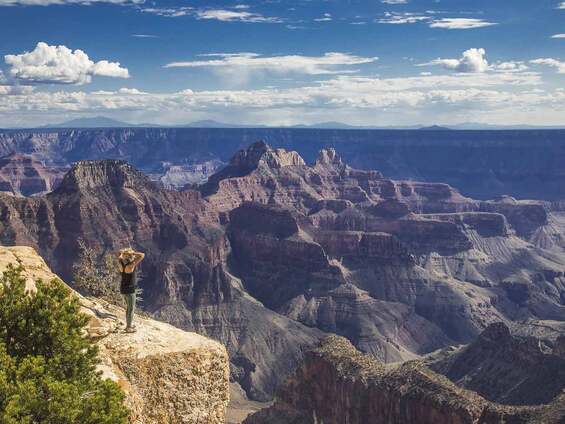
[132, 252, 145, 267]
[116, 253, 125, 272]
[124, 252, 144, 273]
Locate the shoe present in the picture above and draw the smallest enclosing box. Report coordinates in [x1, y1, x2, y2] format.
[125, 326, 137, 333]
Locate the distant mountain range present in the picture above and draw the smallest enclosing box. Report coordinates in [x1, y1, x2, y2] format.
[418, 125, 452, 131]
[39, 117, 261, 129]
[35, 116, 564, 130]
[40, 116, 137, 128]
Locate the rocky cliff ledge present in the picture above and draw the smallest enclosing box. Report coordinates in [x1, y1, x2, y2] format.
[244, 335, 564, 424]
[0, 246, 230, 424]
[427, 322, 565, 406]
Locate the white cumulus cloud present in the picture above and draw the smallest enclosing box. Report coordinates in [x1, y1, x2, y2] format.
[314, 13, 332, 22]
[0, 71, 34, 95]
[118, 87, 146, 95]
[4, 42, 130, 84]
[0, 85, 36, 96]
[377, 13, 497, 30]
[140, 7, 191, 17]
[429, 18, 497, 29]
[1, 68, 559, 128]
[195, 9, 282, 23]
[164, 52, 378, 75]
[140, 6, 282, 22]
[378, 12, 428, 24]
[530, 58, 565, 74]
[491, 61, 529, 72]
[424, 48, 490, 73]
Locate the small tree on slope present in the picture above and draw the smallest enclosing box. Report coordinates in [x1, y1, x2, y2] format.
[73, 239, 123, 306]
[0, 263, 128, 424]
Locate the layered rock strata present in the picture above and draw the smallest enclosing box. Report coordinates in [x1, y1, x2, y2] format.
[426, 322, 565, 406]
[2, 127, 565, 200]
[244, 335, 565, 424]
[0, 153, 67, 196]
[2, 141, 565, 402]
[0, 161, 320, 400]
[210, 143, 565, 363]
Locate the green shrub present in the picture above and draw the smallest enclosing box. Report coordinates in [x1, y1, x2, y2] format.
[0, 263, 129, 424]
[73, 239, 123, 306]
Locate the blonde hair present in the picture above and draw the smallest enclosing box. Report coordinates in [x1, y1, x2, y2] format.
[119, 247, 136, 263]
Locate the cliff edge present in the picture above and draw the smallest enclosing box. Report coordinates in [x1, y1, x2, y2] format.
[0, 245, 230, 424]
[244, 335, 565, 424]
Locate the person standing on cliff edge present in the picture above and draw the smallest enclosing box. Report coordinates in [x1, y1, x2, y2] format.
[117, 248, 145, 333]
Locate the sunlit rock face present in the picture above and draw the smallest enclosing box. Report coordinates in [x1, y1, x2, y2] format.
[0, 159, 321, 401]
[0, 246, 230, 424]
[205, 142, 565, 363]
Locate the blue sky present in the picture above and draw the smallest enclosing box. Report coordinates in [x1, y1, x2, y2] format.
[0, 0, 564, 127]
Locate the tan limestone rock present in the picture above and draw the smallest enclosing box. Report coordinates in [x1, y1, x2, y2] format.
[0, 245, 230, 424]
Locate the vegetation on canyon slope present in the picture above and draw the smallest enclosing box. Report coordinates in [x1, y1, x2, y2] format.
[72, 239, 123, 306]
[0, 264, 128, 424]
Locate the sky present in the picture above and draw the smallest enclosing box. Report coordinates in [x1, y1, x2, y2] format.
[0, 0, 564, 127]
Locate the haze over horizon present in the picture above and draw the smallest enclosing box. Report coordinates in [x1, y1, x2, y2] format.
[0, 0, 564, 127]
[6, 115, 565, 130]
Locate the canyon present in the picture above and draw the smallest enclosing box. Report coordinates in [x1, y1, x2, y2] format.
[426, 322, 565, 407]
[244, 332, 565, 424]
[1, 137, 565, 420]
[0, 157, 321, 401]
[1, 128, 565, 199]
[0, 153, 68, 196]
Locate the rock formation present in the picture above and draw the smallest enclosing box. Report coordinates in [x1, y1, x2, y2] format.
[2, 141, 565, 404]
[207, 143, 565, 362]
[0, 153, 67, 196]
[244, 335, 565, 424]
[0, 159, 321, 401]
[426, 322, 565, 406]
[0, 245, 230, 424]
[2, 128, 565, 200]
